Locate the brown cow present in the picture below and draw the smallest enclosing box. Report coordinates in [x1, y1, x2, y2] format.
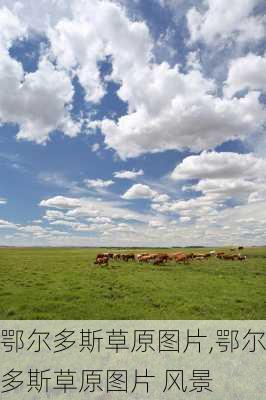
[174, 254, 189, 264]
[222, 254, 239, 260]
[94, 256, 109, 266]
[138, 254, 159, 263]
[121, 254, 135, 262]
[216, 252, 225, 259]
[153, 256, 165, 265]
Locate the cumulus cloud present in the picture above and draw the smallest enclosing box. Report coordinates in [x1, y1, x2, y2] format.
[1, 1, 265, 156]
[84, 178, 114, 189]
[171, 151, 266, 214]
[48, 0, 152, 104]
[121, 183, 170, 204]
[0, 218, 17, 229]
[191, 178, 262, 199]
[113, 169, 144, 179]
[40, 196, 82, 209]
[0, 0, 72, 32]
[187, 0, 265, 45]
[39, 195, 150, 222]
[100, 69, 265, 158]
[122, 184, 157, 200]
[0, 51, 80, 143]
[0, 198, 7, 205]
[91, 143, 100, 152]
[225, 53, 266, 98]
[0, 5, 26, 46]
[0, 7, 81, 144]
[171, 151, 266, 180]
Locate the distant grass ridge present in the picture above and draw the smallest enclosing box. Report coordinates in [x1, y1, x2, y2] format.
[0, 247, 265, 319]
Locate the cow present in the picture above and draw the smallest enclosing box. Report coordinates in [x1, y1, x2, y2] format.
[113, 254, 121, 260]
[238, 255, 247, 261]
[94, 256, 109, 266]
[192, 253, 210, 259]
[121, 254, 135, 262]
[216, 252, 225, 259]
[168, 252, 184, 261]
[96, 252, 112, 260]
[222, 254, 239, 260]
[138, 254, 158, 263]
[174, 254, 189, 264]
[153, 256, 165, 265]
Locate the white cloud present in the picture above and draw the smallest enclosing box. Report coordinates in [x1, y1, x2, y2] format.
[225, 53, 266, 98]
[100, 69, 265, 158]
[0, 218, 17, 229]
[153, 193, 170, 203]
[0, 51, 80, 143]
[45, 0, 266, 159]
[43, 210, 66, 220]
[187, 0, 265, 45]
[40, 196, 82, 209]
[171, 151, 266, 180]
[0, 198, 6, 205]
[91, 143, 100, 152]
[113, 169, 144, 179]
[0, 0, 72, 32]
[192, 178, 262, 199]
[84, 178, 114, 189]
[122, 183, 156, 200]
[0, 6, 81, 144]
[39, 195, 150, 222]
[1, 1, 265, 156]
[180, 216, 191, 222]
[48, 0, 152, 104]
[0, 5, 26, 47]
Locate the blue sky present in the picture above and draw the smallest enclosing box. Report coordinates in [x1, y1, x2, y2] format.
[0, 0, 266, 246]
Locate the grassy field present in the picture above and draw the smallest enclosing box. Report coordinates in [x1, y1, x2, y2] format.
[0, 247, 265, 319]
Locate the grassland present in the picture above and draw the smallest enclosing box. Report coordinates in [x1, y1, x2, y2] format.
[0, 247, 265, 319]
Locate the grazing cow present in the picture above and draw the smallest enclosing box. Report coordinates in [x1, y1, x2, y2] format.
[192, 253, 207, 258]
[138, 254, 158, 263]
[168, 252, 184, 260]
[238, 246, 244, 250]
[222, 254, 239, 260]
[156, 253, 169, 262]
[186, 253, 194, 259]
[216, 252, 225, 258]
[121, 254, 135, 262]
[135, 253, 150, 261]
[153, 256, 165, 265]
[113, 254, 121, 260]
[94, 256, 109, 266]
[238, 255, 247, 261]
[174, 254, 189, 264]
[138, 255, 150, 263]
[153, 254, 169, 265]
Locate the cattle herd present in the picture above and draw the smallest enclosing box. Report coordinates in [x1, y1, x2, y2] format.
[94, 248, 247, 266]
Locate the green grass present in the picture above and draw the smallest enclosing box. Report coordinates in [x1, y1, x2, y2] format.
[0, 247, 265, 319]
